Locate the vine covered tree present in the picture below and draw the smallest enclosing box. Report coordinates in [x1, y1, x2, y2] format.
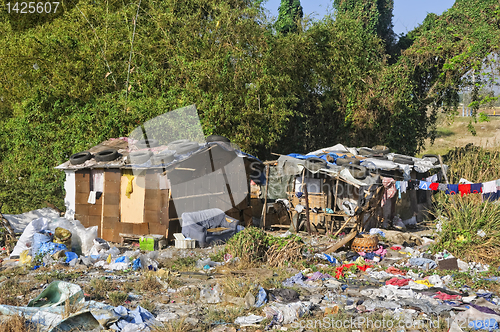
[275, 0, 303, 34]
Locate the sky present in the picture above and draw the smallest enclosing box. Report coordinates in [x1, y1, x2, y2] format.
[263, 0, 456, 35]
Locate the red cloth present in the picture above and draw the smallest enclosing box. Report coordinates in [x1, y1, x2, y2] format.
[433, 291, 461, 301]
[390, 245, 402, 251]
[429, 182, 439, 191]
[386, 266, 406, 276]
[459, 184, 471, 197]
[335, 263, 357, 279]
[357, 265, 373, 272]
[385, 277, 410, 287]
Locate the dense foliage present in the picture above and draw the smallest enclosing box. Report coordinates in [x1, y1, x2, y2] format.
[0, 0, 499, 212]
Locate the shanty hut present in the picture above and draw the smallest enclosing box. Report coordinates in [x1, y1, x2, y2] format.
[56, 138, 263, 243]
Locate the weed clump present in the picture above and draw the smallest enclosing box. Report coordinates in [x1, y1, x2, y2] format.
[433, 193, 500, 265]
[224, 227, 303, 266]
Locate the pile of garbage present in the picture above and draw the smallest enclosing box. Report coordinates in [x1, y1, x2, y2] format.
[2, 214, 500, 332]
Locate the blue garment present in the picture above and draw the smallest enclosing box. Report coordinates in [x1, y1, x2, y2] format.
[109, 306, 159, 331]
[395, 181, 402, 199]
[419, 181, 432, 190]
[282, 272, 313, 288]
[471, 183, 482, 194]
[483, 191, 499, 202]
[322, 253, 337, 264]
[446, 184, 459, 195]
[255, 287, 267, 307]
[408, 258, 437, 269]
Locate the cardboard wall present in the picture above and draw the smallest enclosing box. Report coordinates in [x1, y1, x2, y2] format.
[120, 170, 145, 224]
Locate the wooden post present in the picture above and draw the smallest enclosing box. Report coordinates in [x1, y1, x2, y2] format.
[261, 165, 270, 228]
[330, 177, 340, 233]
[304, 182, 311, 235]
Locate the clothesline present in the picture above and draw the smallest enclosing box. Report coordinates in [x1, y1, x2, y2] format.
[385, 177, 500, 202]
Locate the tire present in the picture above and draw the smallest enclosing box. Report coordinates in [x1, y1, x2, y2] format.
[135, 139, 159, 149]
[151, 151, 175, 165]
[393, 155, 414, 165]
[367, 154, 388, 160]
[336, 157, 360, 166]
[422, 154, 440, 165]
[70, 151, 92, 165]
[372, 145, 390, 154]
[174, 142, 200, 155]
[95, 149, 119, 162]
[128, 151, 152, 164]
[206, 135, 230, 143]
[305, 157, 327, 171]
[167, 139, 190, 150]
[358, 147, 373, 156]
[345, 165, 367, 180]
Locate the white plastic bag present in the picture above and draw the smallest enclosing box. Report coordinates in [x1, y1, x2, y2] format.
[10, 217, 50, 259]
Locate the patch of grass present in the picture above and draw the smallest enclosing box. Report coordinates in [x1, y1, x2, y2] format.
[202, 306, 246, 326]
[136, 274, 163, 293]
[432, 193, 500, 265]
[170, 257, 197, 272]
[139, 299, 156, 312]
[0, 314, 36, 332]
[0, 279, 32, 306]
[83, 278, 116, 301]
[108, 291, 128, 307]
[435, 127, 455, 137]
[153, 317, 192, 332]
[225, 227, 304, 267]
[34, 270, 81, 284]
[442, 144, 500, 183]
[221, 275, 258, 298]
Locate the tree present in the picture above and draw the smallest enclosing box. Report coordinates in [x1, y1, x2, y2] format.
[275, 0, 303, 34]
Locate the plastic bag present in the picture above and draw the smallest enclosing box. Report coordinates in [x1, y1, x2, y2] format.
[10, 217, 50, 259]
[53, 227, 72, 247]
[20, 250, 32, 265]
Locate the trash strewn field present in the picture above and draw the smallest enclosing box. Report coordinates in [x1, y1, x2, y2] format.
[1, 216, 500, 332]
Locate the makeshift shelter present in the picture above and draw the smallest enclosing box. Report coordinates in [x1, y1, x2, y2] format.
[262, 144, 448, 233]
[56, 138, 263, 243]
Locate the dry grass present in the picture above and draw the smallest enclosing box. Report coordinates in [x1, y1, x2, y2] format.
[83, 278, 117, 301]
[108, 291, 128, 307]
[0, 279, 32, 306]
[266, 240, 304, 268]
[153, 317, 191, 332]
[0, 315, 37, 332]
[136, 274, 163, 293]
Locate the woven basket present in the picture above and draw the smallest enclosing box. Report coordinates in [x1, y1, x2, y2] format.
[351, 234, 379, 252]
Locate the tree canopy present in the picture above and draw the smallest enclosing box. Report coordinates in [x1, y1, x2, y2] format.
[0, 0, 499, 212]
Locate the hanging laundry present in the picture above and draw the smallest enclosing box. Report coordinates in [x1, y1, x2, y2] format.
[400, 181, 408, 194]
[381, 177, 396, 207]
[429, 183, 439, 191]
[438, 183, 447, 191]
[395, 181, 402, 199]
[470, 183, 482, 194]
[426, 174, 438, 183]
[446, 184, 459, 195]
[419, 181, 432, 190]
[458, 184, 471, 197]
[483, 180, 498, 202]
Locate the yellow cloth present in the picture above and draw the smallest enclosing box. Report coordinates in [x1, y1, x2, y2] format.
[414, 279, 434, 287]
[354, 256, 366, 266]
[107, 254, 112, 264]
[124, 173, 134, 198]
